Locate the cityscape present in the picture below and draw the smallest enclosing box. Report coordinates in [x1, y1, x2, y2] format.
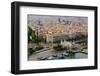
[28, 14, 88, 61]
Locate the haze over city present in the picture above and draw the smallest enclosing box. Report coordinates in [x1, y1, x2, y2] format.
[28, 14, 88, 26]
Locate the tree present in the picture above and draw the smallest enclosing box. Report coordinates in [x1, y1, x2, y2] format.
[28, 27, 38, 43]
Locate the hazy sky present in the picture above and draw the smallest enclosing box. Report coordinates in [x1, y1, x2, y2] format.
[28, 14, 88, 25]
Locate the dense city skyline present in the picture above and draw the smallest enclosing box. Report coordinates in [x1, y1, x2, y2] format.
[28, 14, 88, 39]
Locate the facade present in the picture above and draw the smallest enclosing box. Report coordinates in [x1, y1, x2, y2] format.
[45, 32, 53, 43]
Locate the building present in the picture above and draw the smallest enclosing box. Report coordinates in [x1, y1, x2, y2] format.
[45, 32, 53, 43]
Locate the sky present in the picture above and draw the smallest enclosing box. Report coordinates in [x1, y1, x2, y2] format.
[28, 14, 88, 25]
